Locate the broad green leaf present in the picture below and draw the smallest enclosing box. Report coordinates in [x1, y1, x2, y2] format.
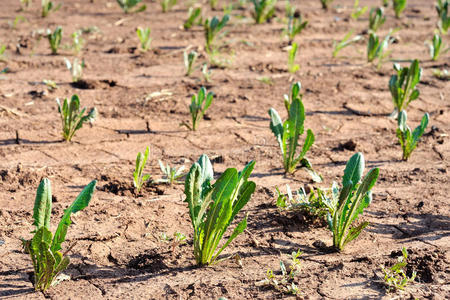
[342, 152, 364, 188]
[51, 180, 96, 252]
[32, 178, 52, 231]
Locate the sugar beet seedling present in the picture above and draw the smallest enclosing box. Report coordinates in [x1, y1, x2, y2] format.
[369, 7, 386, 32]
[396, 110, 429, 161]
[157, 160, 185, 185]
[204, 15, 229, 54]
[251, 0, 277, 24]
[21, 178, 96, 291]
[184, 154, 256, 265]
[57, 95, 96, 142]
[181, 87, 213, 131]
[322, 152, 379, 251]
[48, 26, 62, 55]
[389, 59, 422, 115]
[136, 27, 152, 52]
[269, 96, 321, 182]
[133, 146, 152, 193]
[184, 7, 202, 30]
[116, 0, 146, 13]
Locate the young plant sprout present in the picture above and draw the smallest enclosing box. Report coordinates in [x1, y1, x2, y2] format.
[332, 30, 362, 58]
[283, 81, 301, 115]
[426, 34, 447, 61]
[432, 68, 449, 80]
[251, 0, 277, 24]
[136, 27, 152, 52]
[287, 42, 300, 73]
[41, 0, 60, 18]
[182, 87, 213, 131]
[48, 26, 62, 55]
[71, 30, 84, 55]
[285, 10, 308, 44]
[161, 0, 177, 12]
[322, 152, 379, 251]
[184, 154, 256, 265]
[392, 0, 407, 18]
[436, 0, 449, 34]
[209, 0, 218, 9]
[184, 50, 198, 76]
[367, 31, 393, 68]
[43, 79, 58, 91]
[157, 160, 185, 185]
[202, 63, 212, 82]
[351, 0, 368, 20]
[260, 250, 302, 295]
[133, 146, 151, 193]
[369, 7, 386, 32]
[276, 185, 328, 218]
[397, 110, 429, 161]
[184, 7, 202, 30]
[389, 59, 422, 114]
[382, 248, 416, 292]
[64, 57, 84, 82]
[269, 97, 319, 178]
[21, 178, 96, 292]
[56, 94, 97, 141]
[204, 15, 230, 53]
[116, 0, 146, 13]
[0, 45, 6, 61]
[320, 0, 334, 10]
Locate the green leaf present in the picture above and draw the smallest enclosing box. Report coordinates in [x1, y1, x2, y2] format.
[212, 215, 247, 263]
[51, 180, 96, 252]
[32, 178, 52, 231]
[342, 221, 369, 248]
[342, 152, 364, 188]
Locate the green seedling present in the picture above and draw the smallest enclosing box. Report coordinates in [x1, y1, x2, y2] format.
[48, 27, 62, 55]
[209, 0, 218, 9]
[1, 67, 9, 74]
[382, 247, 416, 292]
[260, 250, 302, 295]
[287, 42, 300, 73]
[116, 0, 146, 13]
[56, 94, 97, 142]
[426, 34, 447, 61]
[184, 50, 198, 76]
[389, 59, 422, 114]
[369, 7, 386, 32]
[285, 12, 308, 43]
[320, 0, 334, 10]
[397, 110, 429, 161]
[367, 31, 393, 68]
[161, 0, 177, 12]
[184, 7, 202, 30]
[432, 68, 449, 80]
[276, 185, 328, 218]
[257, 76, 273, 85]
[202, 63, 212, 82]
[64, 57, 84, 82]
[185, 154, 256, 265]
[182, 87, 213, 131]
[8, 16, 27, 29]
[322, 152, 379, 251]
[436, 0, 449, 34]
[0, 45, 6, 61]
[392, 0, 406, 18]
[157, 160, 185, 185]
[133, 147, 151, 193]
[223, 3, 234, 14]
[283, 81, 301, 115]
[269, 98, 319, 178]
[204, 15, 229, 53]
[136, 27, 152, 52]
[41, 0, 61, 17]
[71, 30, 84, 55]
[251, 0, 277, 24]
[161, 232, 187, 253]
[332, 30, 362, 58]
[351, 0, 368, 20]
[21, 178, 96, 292]
[43, 79, 58, 91]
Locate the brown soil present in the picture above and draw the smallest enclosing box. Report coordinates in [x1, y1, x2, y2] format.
[0, 0, 449, 299]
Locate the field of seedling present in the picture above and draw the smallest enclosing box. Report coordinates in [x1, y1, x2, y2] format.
[0, 0, 449, 299]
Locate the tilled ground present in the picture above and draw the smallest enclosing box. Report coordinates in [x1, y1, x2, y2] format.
[0, 0, 449, 299]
